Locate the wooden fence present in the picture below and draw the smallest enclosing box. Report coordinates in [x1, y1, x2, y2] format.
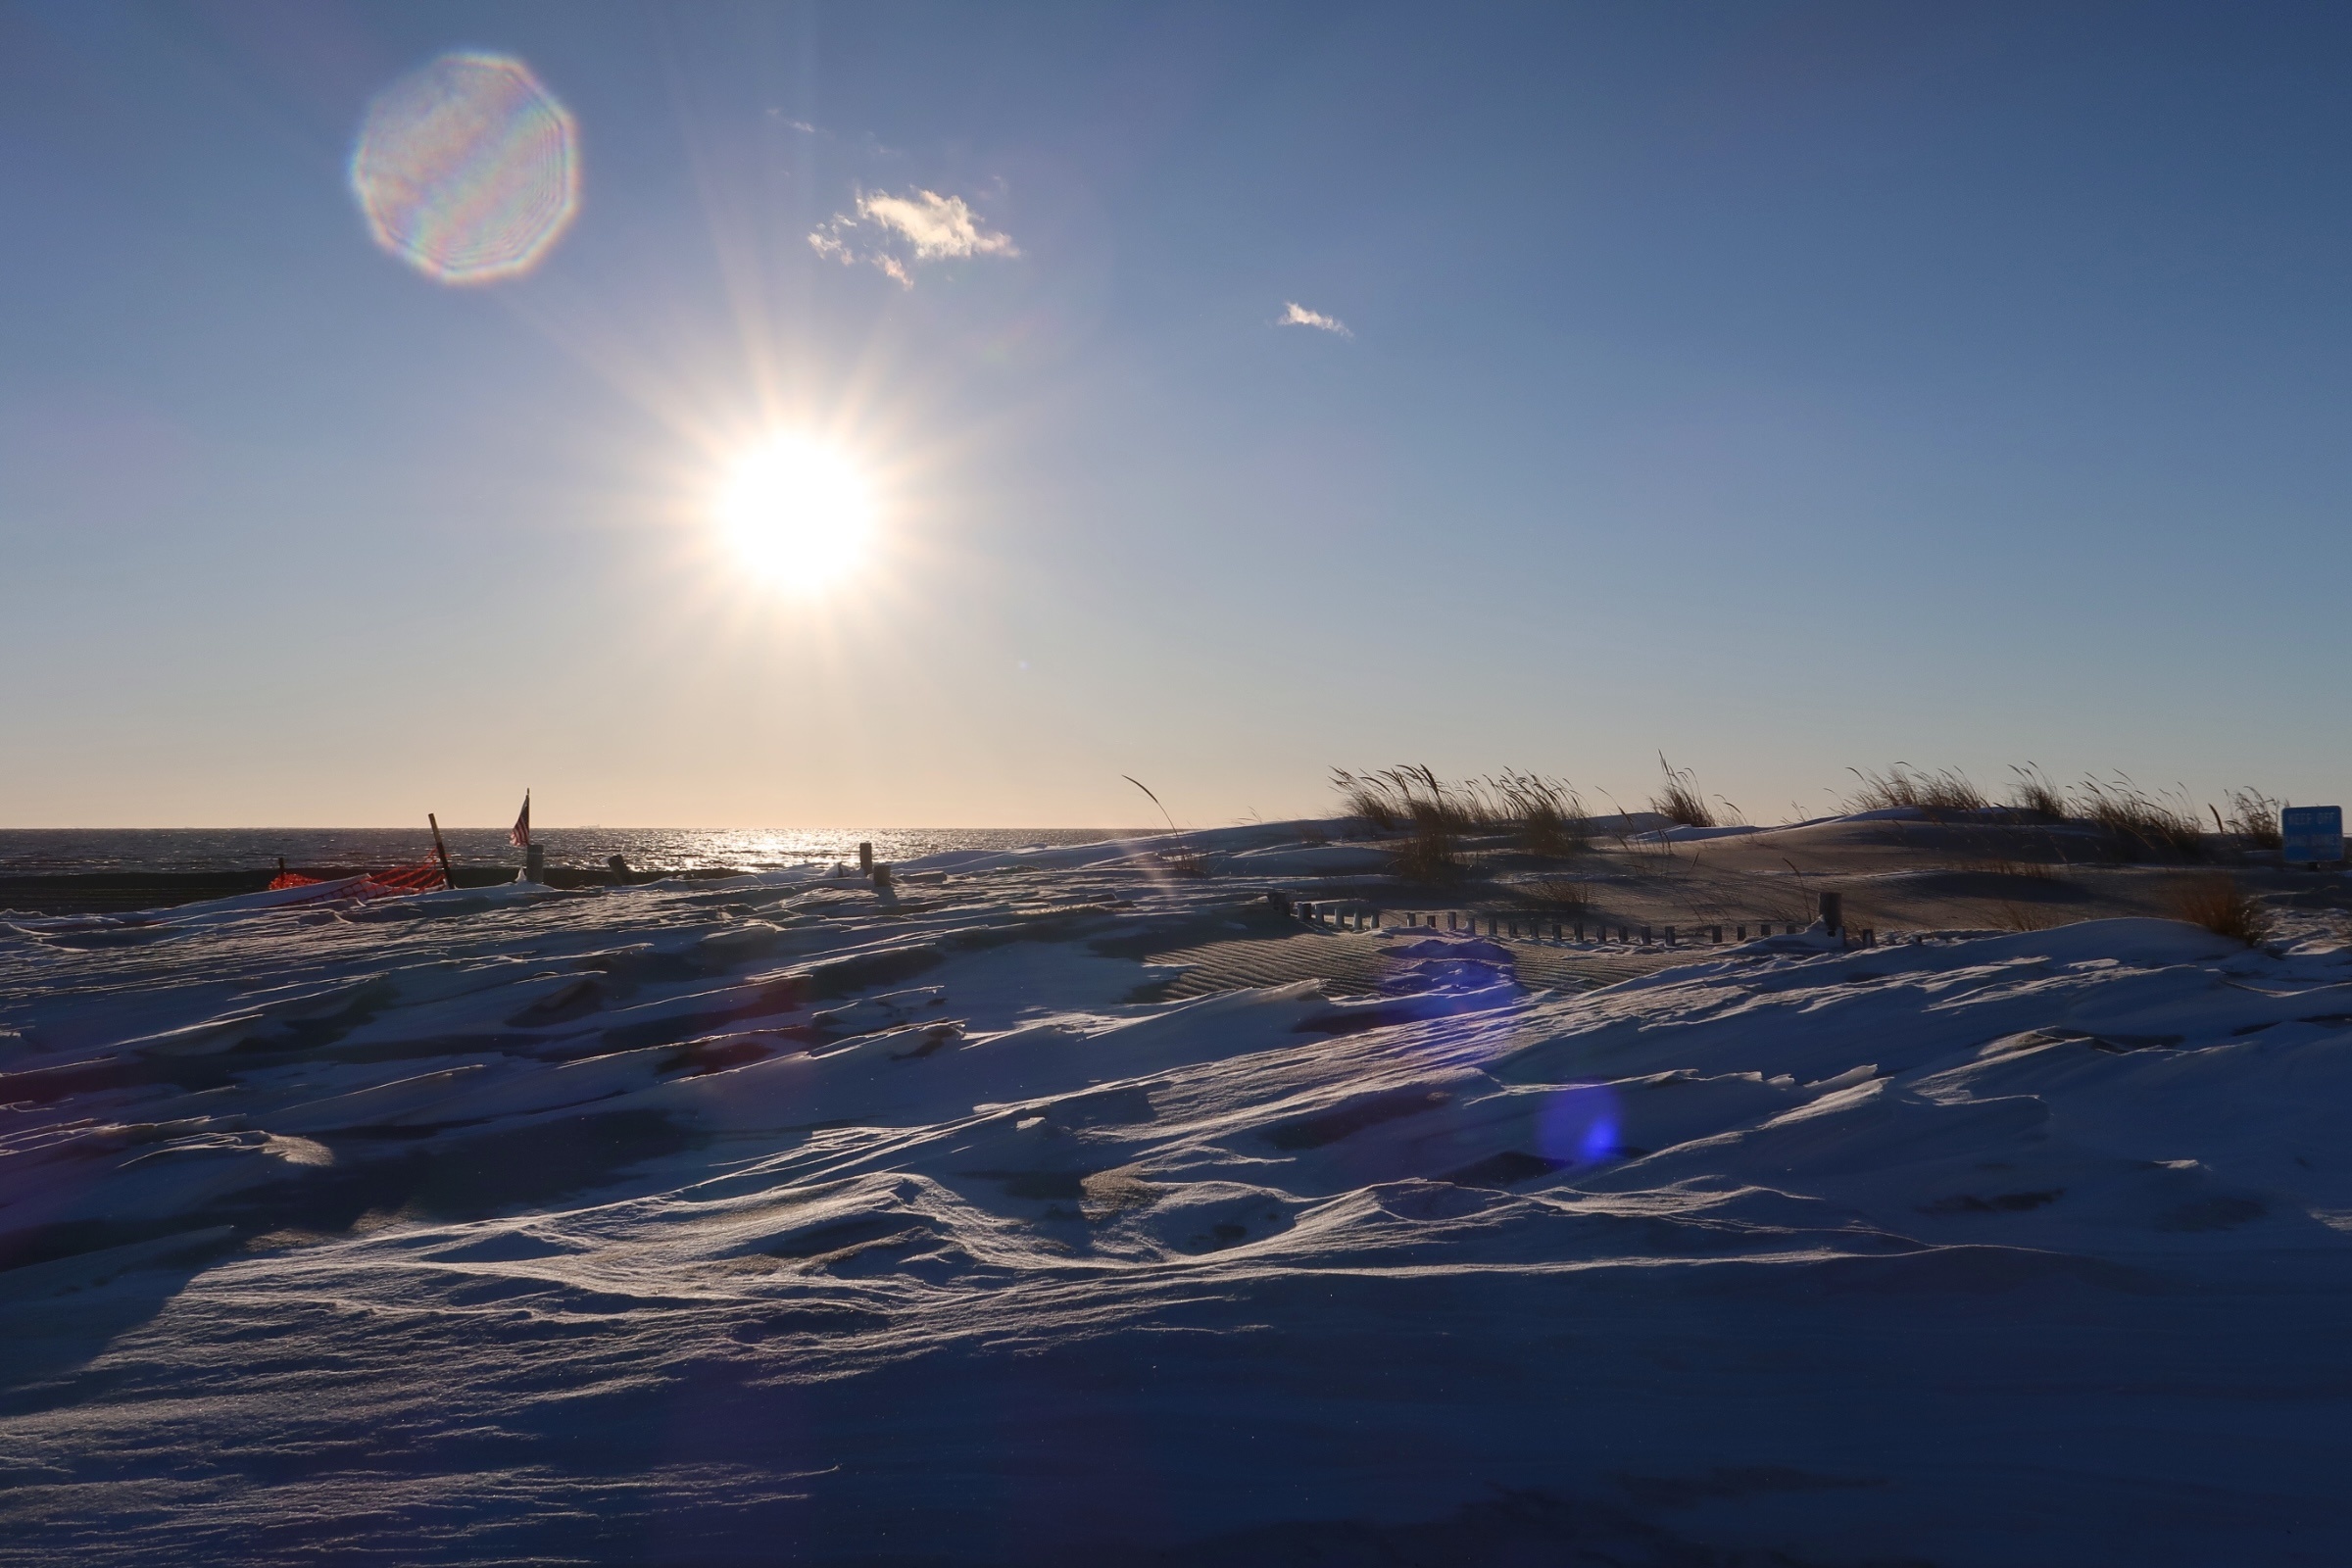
[1283, 898, 1877, 951]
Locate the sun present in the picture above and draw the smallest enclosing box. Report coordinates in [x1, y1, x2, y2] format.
[713, 435, 875, 590]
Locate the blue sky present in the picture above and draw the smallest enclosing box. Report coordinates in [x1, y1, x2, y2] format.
[4, 1, 2349, 828]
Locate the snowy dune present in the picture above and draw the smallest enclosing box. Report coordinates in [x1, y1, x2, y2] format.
[3, 831, 2350, 1565]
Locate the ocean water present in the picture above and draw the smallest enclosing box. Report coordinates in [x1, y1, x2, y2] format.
[0, 828, 1147, 877]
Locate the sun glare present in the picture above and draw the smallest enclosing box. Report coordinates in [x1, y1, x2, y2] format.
[714, 436, 875, 591]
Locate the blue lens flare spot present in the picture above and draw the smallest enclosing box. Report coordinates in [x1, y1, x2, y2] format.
[351, 52, 579, 285]
[1535, 1083, 1621, 1167]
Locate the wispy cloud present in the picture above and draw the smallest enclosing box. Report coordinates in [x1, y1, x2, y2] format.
[1278, 301, 1351, 337]
[809, 188, 1019, 289]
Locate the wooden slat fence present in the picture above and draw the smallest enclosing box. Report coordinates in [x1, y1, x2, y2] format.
[1282, 898, 1877, 951]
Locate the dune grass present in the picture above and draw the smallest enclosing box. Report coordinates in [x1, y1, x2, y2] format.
[1837, 762, 2233, 860]
[1331, 765, 1472, 834]
[1844, 763, 1988, 816]
[2072, 774, 2208, 860]
[1331, 765, 1591, 876]
[1331, 766, 1474, 882]
[1331, 760, 2287, 884]
[1389, 820, 1465, 882]
[2218, 788, 2285, 850]
[1487, 769, 1590, 857]
[2166, 875, 2270, 946]
[2007, 764, 2067, 821]
[1124, 774, 1211, 876]
[1647, 756, 1715, 829]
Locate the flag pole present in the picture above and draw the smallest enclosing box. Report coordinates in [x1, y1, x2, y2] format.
[427, 813, 456, 889]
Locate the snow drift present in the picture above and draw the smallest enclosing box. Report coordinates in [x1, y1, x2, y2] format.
[2, 847, 2349, 1565]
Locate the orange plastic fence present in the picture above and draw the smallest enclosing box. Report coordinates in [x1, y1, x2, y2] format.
[353, 860, 449, 898]
[266, 860, 448, 900]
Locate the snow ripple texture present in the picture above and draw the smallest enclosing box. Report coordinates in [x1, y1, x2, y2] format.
[2, 827, 2349, 1566]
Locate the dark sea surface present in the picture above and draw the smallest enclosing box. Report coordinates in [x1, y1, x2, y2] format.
[0, 828, 1146, 877]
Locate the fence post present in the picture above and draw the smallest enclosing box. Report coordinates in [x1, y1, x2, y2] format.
[1819, 891, 1843, 935]
[1640, 924, 1651, 945]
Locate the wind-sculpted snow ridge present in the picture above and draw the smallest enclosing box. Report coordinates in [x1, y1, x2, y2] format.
[2, 851, 2350, 1566]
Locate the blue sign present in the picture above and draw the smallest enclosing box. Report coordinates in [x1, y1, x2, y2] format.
[2281, 806, 2342, 865]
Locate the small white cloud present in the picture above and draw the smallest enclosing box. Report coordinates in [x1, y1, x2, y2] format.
[858, 190, 1018, 260]
[1278, 301, 1351, 337]
[808, 187, 1018, 289]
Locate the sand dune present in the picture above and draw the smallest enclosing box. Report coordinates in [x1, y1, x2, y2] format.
[3, 823, 2349, 1564]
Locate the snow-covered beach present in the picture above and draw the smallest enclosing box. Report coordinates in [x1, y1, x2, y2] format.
[4, 823, 2348, 1565]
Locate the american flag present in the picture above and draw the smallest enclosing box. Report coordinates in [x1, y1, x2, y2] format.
[510, 790, 531, 849]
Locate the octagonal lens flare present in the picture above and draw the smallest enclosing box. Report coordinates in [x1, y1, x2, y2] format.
[351, 52, 578, 285]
